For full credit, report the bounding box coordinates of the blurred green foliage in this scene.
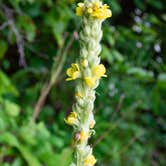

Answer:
[0,0,166,166]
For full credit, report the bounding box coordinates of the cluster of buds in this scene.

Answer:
[76,1,112,19]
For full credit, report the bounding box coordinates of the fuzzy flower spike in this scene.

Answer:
[65,0,112,166]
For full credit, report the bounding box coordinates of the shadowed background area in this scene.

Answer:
[0,0,166,166]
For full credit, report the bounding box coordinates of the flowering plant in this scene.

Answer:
[65,1,112,165]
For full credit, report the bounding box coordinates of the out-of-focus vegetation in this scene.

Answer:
[0,0,166,165]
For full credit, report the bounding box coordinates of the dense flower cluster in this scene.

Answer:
[84,155,97,166]
[66,63,106,87]
[76,1,112,19]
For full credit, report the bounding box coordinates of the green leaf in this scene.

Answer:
[0,40,7,59]
[134,0,145,10]
[11,158,22,166]
[0,70,18,96]
[52,21,65,47]
[101,46,113,64]
[127,67,154,81]
[4,100,20,117]
[19,125,37,145]
[147,0,164,10]
[53,148,72,166]
[0,132,19,147]
[18,145,41,166]
[157,73,166,89]
[36,122,50,139]
[0,117,6,131]
[17,15,36,42]
[111,49,124,62]
[3,164,10,166]
[108,0,122,15]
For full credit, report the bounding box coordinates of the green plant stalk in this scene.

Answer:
[66,1,112,165]
[73,9,103,166]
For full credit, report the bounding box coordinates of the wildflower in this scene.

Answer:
[75,1,112,20]
[76,3,84,16]
[84,155,97,166]
[66,63,80,81]
[79,131,89,142]
[87,7,93,14]
[92,3,112,19]
[81,59,88,67]
[84,77,96,87]
[92,64,107,79]
[75,92,83,98]
[64,112,78,125]
[67,1,112,165]
[86,3,93,13]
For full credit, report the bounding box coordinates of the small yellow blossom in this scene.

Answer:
[78,2,84,7]
[64,111,78,125]
[84,155,97,166]
[92,64,107,79]
[79,131,89,142]
[93,1,100,10]
[75,92,83,98]
[81,59,88,67]
[66,63,80,81]
[84,77,96,87]
[90,120,96,128]
[76,3,84,16]
[92,4,112,19]
[75,2,112,20]
[87,7,93,14]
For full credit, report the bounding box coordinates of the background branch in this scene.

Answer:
[32,32,76,122]
[2,5,26,67]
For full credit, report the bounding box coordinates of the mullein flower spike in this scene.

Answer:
[65,0,112,165]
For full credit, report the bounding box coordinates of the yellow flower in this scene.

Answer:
[79,131,89,142]
[66,63,80,81]
[75,2,112,19]
[84,77,96,87]
[92,2,112,19]
[92,64,107,79]
[87,7,93,14]
[89,2,112,20]
[76,3,84,16]
[64,111,78,125]
[93,1,100,10]
[81,59,88,67]
[84,155,97,166]
[75,92,83,98]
